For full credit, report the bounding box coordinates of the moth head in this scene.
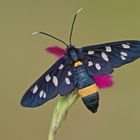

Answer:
[66,45,81,62]
[67,44,75,49]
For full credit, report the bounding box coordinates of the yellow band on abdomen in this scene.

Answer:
[78,84,99,97]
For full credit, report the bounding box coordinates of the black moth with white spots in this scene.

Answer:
[21,40,140,107]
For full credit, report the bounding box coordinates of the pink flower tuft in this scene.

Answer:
[94,75,113,89]
[45,45,65,58]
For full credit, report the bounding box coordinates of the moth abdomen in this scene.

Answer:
[73,60,100,113]
[82,92,99,113]
[78,84,99,113]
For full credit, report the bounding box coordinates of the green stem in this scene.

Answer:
[48,90,79,140]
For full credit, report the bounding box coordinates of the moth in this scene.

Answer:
[21,9,140,113]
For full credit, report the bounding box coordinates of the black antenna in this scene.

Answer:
[69,8,83,45]
[32,32,68,46]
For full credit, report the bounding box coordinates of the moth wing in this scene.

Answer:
[58,65,76,96]
[80,40,140,76]
[21,57,76,107]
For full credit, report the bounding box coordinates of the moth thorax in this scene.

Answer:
[74,61,83,67]
[67,46,80,62]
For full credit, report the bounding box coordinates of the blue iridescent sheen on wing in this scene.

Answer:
[21,57,75,107]
[58,65,76,96]
[83,55,114,76]
[80,40,140,76]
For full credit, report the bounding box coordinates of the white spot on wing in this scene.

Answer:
[106,46,112,52]
[120,52,128,56]
[88,50,94,55]
[39,90,44,98]
[59,64,64,70]
[65,77,70,85]
[32,85,38,94]
[122,44,130,49]
[45,74,51,82]
[121,55,126,60]
[68,71,72,76]
[101,52,109,61]
[43,92,47,98]
[95,63,101,70]
[88,61,93,67]
[53,76,58,87]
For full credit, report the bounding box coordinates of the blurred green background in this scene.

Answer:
[0,0,140,140]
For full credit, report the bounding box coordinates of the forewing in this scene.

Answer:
[21,57,75,107]
[80,40,140,76]
[58,65,76,96]
[83,55,114,76]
